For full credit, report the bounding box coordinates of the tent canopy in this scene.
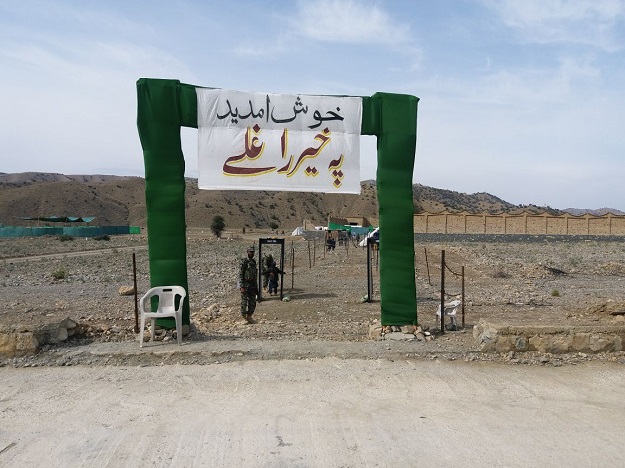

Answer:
[327,222,375,235]
[17,216,96,223]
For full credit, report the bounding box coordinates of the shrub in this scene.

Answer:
[492,270,511,278]
[551,289,560,297]
[52,269,67,280]
[58,234,74,242]
[93,235,111,241]
[210,215,226,238]
[269,221,279,230]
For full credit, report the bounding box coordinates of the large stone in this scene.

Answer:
[37,318,76,345]
[385,332,416,341]
[0,316,81,356]
[495,336,515,353]
[528,335,544,352]
[473,322,499,351]
[513,335,528,351]
[0,332,39,357]
[368,325,383,340]
[528,335,572,353]
[545,335,573,354]
[571,333,590,351]
[118,285,136,296]
[495,335,528,353]
[57,327,69,342]
[589,335,613,352]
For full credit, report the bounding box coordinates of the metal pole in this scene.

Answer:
[133,252,139,333]
[367,240,373,302]
[440,249,445,334]
[291,247,295,289]
[313,238,316,266]
[462,265,465,329]
[376,244,379,270]
[257,240,263,302]
[280,243,285,300]
[290,240,294,267]
[308,241,312,269]
[424,247,431,285]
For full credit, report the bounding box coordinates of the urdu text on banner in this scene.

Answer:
[197,88,362,193]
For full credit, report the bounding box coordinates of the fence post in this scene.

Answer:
[461,265,465,329]
[440,249,445,334]
[424,247,431,286]
[133,252,139,333]
[290,247,295,289]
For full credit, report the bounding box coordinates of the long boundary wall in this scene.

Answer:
[414,211,625,236]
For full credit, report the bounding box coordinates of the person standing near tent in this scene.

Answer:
[239,245,258,324]
[261,252,274,290]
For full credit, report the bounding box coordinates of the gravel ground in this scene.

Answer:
[1,233,625,367]
[3,359,624,467]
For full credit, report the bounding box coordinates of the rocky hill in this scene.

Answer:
[0,172,621,230]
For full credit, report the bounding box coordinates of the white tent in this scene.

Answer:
[291,226,305,236]
[359,227,379,247]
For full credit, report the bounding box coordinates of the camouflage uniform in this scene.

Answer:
[261,253,274,289]
[239,247,258,318]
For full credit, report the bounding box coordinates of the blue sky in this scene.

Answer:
[1,0,624,210]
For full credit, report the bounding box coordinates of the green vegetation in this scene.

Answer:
[52,269,67,280]
[210,215,226,238]
[58,234,74,242]
[492,270,511,278]
[551,289,560,297]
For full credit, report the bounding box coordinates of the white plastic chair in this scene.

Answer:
[139,286,186,347]
[436,299,462,330]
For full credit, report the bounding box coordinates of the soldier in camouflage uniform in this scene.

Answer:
[261,253,274,290]
[239,245,258,323]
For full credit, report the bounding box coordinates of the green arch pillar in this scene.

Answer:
[136,78,191,326]
[362,93,419,325]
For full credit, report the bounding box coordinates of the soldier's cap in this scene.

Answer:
[247,245,255,252]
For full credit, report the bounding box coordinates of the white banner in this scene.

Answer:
[197,88,362,193]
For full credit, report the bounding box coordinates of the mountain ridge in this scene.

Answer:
[0,172,622,229]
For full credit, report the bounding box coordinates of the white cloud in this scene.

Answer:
[0,29,199,175]
[292,0,412,45]
[481,0,625,50]
[409,49,624,209]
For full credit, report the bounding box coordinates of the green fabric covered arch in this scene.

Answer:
[136,79,418,327]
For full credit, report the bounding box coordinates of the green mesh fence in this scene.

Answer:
[0,226,141,238]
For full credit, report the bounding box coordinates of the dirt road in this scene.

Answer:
[2,358,623,467]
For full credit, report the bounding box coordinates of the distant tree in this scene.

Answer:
[210,215,226,238]
[269,221,279,230]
